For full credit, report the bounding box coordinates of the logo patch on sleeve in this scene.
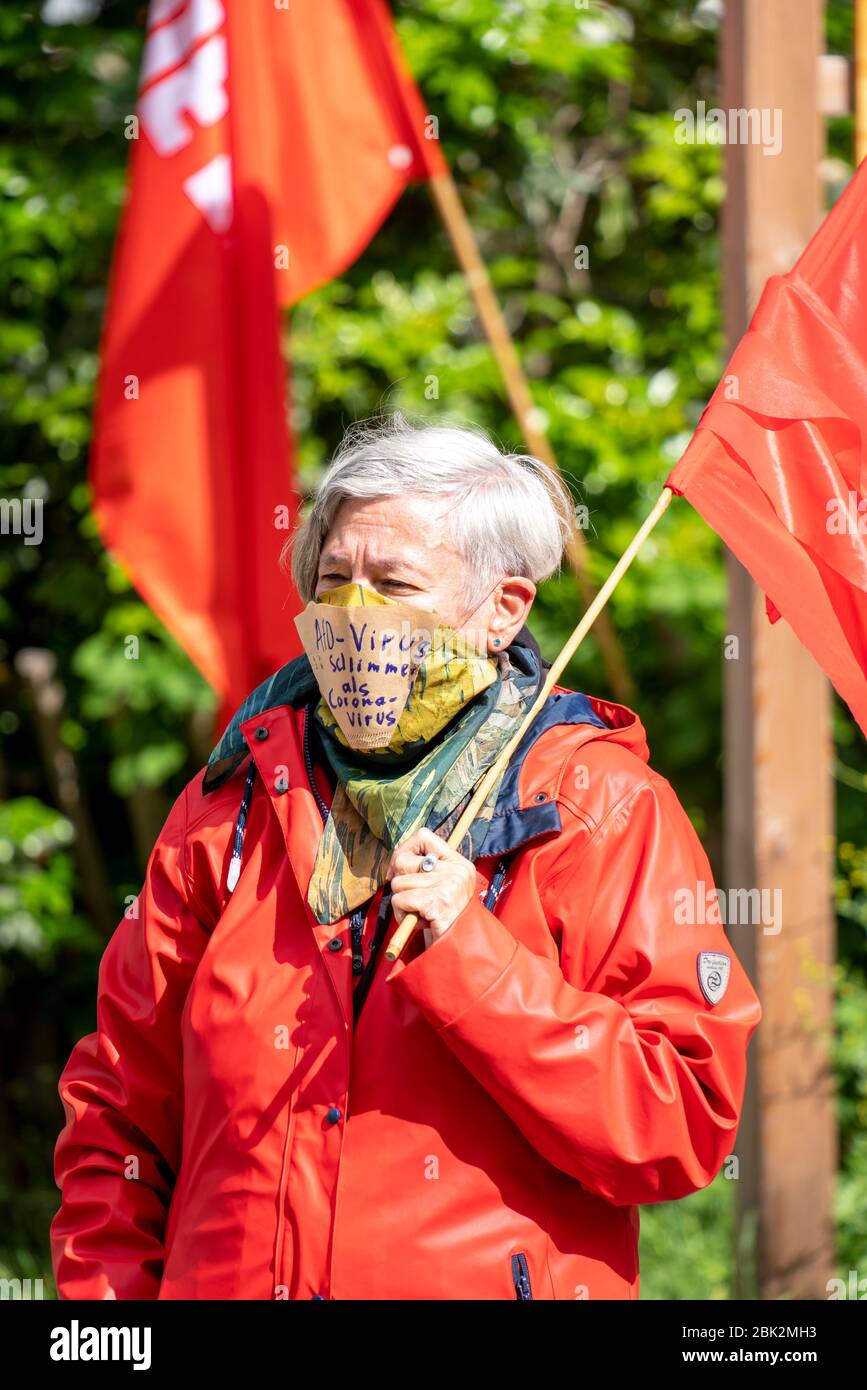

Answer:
[697,951,731,1006]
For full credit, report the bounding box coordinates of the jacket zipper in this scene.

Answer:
[352,887,393,1022]
[483,858,510,911]
[511,1252,533,1300]
[303,705,331,826]
[349,905,366,977]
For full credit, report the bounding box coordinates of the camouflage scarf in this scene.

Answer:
[307,644,541,924]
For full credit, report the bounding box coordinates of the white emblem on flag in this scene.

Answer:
[183,153,233,233]
[138,0,228,157]
[139,33,228,157]
[697,950,731,1006]
[137,2,232,230]
[141,0,225,89]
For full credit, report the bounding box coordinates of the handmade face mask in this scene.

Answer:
[293,581,499,753]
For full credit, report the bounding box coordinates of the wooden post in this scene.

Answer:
[722,0,836,1300]
[427,169,634,702]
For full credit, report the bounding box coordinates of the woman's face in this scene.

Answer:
[316,495,535,653]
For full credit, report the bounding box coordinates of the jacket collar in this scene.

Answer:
[202,623,547,795]
[201,627,626,863]
[478,686,607,858]
[203,655,318,793]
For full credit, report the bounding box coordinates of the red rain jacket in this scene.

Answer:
[51,686,761,1300]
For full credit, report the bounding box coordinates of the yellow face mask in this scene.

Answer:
[293,581,499,755]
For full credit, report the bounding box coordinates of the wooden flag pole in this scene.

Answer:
[857,0,867,164]
[385,485,674,962]
[427,169,634,703]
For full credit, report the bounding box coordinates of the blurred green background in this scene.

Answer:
[1,0,865,1299]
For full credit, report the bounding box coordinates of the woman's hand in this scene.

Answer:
[386,827,478,941]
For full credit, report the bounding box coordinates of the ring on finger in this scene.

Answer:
[419,853,437,873]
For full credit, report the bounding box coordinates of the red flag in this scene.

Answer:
[91,0,446,718]
[667,158,867,737]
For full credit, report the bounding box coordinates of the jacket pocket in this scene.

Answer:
[511,1252,533,1300]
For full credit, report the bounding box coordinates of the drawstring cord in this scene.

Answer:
[227,760,257,893]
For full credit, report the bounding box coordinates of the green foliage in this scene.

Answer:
[0,0,863,1299]
[835,968,867,1274]
[0,797,93,975]
[637,1178,734,1302]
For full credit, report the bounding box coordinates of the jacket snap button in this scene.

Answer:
[328,937,343,952]
[311,1294,325,1300]
[533,792,548,803]
[254,726,269,741]
[275,778,288,794]
[326,1107,342,1125]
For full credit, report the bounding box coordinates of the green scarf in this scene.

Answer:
[307,645,541,924]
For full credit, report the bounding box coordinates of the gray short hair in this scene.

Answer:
[286,410,574,603]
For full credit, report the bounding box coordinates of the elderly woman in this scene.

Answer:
[51,412,761,1301]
